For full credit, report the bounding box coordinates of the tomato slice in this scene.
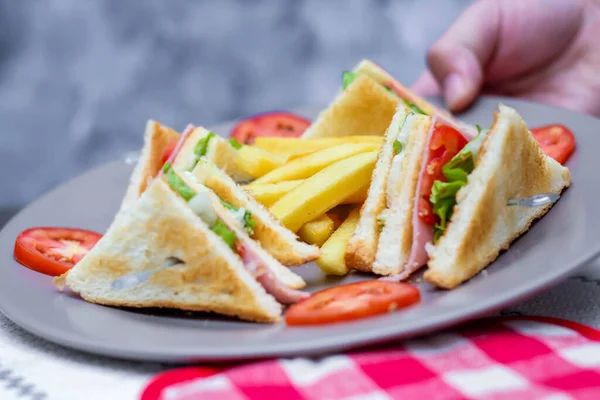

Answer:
[285,281,420,326]
[530,124,576,165]
[230,112,311,145]
[161,139,178,166]
[417,124,468,226]
[14,227,102,276]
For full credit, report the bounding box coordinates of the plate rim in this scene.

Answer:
[1,95,599,363]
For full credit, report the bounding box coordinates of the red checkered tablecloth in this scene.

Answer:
[141,317,600,400]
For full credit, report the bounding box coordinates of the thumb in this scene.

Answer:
[426,0,501,111]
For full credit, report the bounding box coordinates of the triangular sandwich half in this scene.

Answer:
[344,104,410,270]
[55,168,308,323]
[423,105,572,288]
[370,112,433,275]
[120,123,320,268]
[376,104,570,287]
[301,59,459,139]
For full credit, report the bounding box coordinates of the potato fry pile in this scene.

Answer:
[236,136,383,275]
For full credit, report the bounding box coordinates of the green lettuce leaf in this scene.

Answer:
[211,219,237,248]
[430,180,464,243]
[220,199,236,211]
[402,99,428,115]
[342,71,358,89]
[163,162,197,201]
[442,149,474,182]
[432,198,456,243]
[192,131,216,168]
[228,138,243,150]
[429,128,488,242]
[243,211,257,236]
[220,200,256,236]
[441,125,489,181]
[393,140,403,155]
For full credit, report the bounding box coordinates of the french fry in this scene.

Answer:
[235,146,285,179]
[254,136,383,159]
[247,179,368,207]
[285,140,383,161]
[243,180,303,207]
[341,183,369,204]
[269,151,377,232]
[298,214,335,246]
[316,207,361,275]
[251,142,380,186]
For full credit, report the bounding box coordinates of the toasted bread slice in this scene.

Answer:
[425,105,572,289]
[345,105,410,271]
[372,114,431,275]
[56,179,283,323]
[191,157,321,268]
[209,136,253,183]
[170,126,253,183]
[169,127,308,288]
[119,120,180,213]
[301,72,401,139]
[355,59,455,121]
[121,123,250,215]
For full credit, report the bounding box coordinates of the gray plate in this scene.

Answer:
[0,96,599,364]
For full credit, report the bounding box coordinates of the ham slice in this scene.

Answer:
[383,116,472,282]
[157,124,195,178]
[232,228,309,305]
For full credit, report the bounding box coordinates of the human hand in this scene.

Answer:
[412,0,600,116]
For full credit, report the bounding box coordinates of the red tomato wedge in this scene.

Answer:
[14,227,102,276]
[161,139,178,166]
[531,124,576,165]
[230,112,311,145]
[285,281,421,326]
[417,123,468,226]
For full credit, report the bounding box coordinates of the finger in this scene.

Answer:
[483,0,584,82]
[427,0,585,112]
[411,70,441,97]
[426,0,501,111]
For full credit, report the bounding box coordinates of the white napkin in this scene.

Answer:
[1,258,598,400]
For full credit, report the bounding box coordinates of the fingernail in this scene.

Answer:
[444,73,469,111]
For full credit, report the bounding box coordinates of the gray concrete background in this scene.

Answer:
[0,0,474,223]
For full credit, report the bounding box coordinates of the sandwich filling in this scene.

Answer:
[163,162,307,304]
[404,119,483,271]
[342,71,428,116]
[162,128,258,236]
[192,131,216,167]
[429,125,487,242]
[376,112,411,231]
